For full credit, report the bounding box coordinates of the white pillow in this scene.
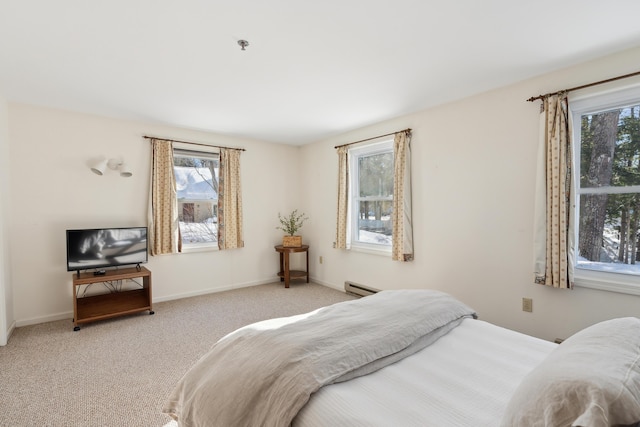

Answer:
[501,317,640,427]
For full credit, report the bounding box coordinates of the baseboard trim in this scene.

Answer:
[0,320,16,346]
[14,277,346,328]
[153,278,276,303]
[16,312,73,328]
[309,277,344,292]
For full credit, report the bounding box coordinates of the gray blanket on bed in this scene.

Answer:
[163,289,476,427]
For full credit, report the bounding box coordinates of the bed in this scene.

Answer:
[163,290,640,427]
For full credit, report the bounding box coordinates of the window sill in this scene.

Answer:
[348,244,391,257]
[574,268,640,296]
[181,243,218,253]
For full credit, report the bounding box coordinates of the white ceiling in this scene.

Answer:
[1,1,640,145]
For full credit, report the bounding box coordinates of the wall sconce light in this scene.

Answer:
[90,157,133,178]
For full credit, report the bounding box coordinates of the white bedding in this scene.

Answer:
[164,290,476,427]
[294,318,557,427]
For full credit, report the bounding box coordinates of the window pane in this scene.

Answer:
[578,193,640,275]
[179,201,218,244]
[173,152,219,245]
[349,140,393,249]
[578,104,640,276]
[358,152,393,197]
[174,157,218,199]
[580,106,640,188]
[356,200,392,245]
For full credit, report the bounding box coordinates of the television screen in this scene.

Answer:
[66,227,148,272]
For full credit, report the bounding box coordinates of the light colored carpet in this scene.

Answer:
[0,282,355,426]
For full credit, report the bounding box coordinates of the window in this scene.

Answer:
[349,140,394,252]
[173,148,219,250]
[572,86,640,293]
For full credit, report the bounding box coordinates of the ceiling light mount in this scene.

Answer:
[237,39,249,51]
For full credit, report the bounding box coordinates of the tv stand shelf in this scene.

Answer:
[72,266,153,331]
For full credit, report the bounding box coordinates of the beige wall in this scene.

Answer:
[300,46,640,342]
[0,94,12,344]
[6,46,640,342]
[8,105,302,325]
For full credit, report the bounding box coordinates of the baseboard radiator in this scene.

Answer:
[344,281,379,297]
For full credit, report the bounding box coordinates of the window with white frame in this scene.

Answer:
[572,85,640,293]
[349,140,394,251]
[173,148,219,249]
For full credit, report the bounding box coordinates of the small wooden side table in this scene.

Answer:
[274,244,309,288]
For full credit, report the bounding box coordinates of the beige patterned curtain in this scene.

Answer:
[533,94,574,288]
[392,130,414,261]
[218,148,244,250]
[335,146,349,249]
[148,138,180,255]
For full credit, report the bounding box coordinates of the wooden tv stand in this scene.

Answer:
[71,266,153,331]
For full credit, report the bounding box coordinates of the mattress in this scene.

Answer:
[293,318,557,427]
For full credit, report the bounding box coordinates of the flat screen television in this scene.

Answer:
[66,227,148,274]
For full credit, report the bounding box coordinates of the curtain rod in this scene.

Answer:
[143,135,246,151]
[334,128,412,149]
[526,70,640,102]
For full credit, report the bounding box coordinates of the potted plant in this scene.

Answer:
[276,209,308,247]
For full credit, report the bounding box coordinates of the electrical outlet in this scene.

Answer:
[319,256,323,264]
[522,298,533,313]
